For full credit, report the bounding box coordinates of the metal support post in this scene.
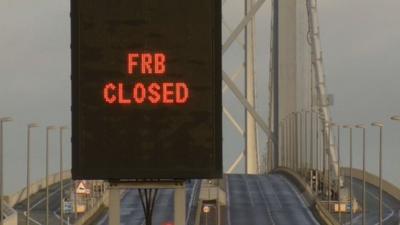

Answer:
[337,125,341,223]
[0,117,12,225]
[109,188,120,225]
[59,126,67,225]
[26,123,38,225]
[174,184,186,225]
[310,111,314,171]
[304,112,308,176]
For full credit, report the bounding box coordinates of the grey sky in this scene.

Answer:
[0,0,399,193]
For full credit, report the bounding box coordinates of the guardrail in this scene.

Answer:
[4,170,71,207]
[73,189,109,225]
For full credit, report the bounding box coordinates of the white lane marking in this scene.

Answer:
[226,176,232,225]
[260,176,283,209]
[255,177,276,225]
[53,209,70,225]
[186,180,199,225]
[96,212,108,225]
[23,211,42,225]
[280,175,320,225]
[242,175,255,206]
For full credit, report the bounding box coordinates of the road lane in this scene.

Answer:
[227,174,320,225]
[339,177,400,225]
[14,180,73,225]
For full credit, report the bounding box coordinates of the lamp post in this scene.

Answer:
[329,123,342,223]
[285,117,289,168]
[304,111,308,177]
[320,117,326,198]
[288,115,293,169]
[371,122,384,225]
[310,110,314,172]
[292,112,297,171]
[315,111,319,174]
[343,125,353,225]
[390,116,400,122]
[27,123,39,225]
[355,124,366,225]
[0,117,12,225]
[298,112,303,176]
[295,112,300,173]
[45,126,57,225]
[325,122,334,212]
[280,121,284,167]
[59,126,68,225]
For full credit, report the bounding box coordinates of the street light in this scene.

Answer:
[329,122,342,223]
[371,122,384,225]
[355,124,366,225]
[390,116,400,122]
[315,111,320,174]
[45,126,57,225]
[343,124,353,225]
[27,123,39,225]
[320,116,327,197]
[325,122,336,212]
[279,121,284,167]
[304,111,308,177]
[295,112,301,174]
[59,126,68,225]
[297,111,304,176]
[0,117,12,225]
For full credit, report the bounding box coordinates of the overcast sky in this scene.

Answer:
[0,0,399,193]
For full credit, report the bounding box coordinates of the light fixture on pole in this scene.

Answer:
[0,117,12,225]
[45,126,57,225]
[390,116,400,122]
[27,123,39,225]
[355,124,366,225]
[371,121,384,225]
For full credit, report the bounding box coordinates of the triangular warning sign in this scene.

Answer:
[76,181,87,194]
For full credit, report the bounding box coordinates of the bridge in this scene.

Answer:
[1,0,400,225]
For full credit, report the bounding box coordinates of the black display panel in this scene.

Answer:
[71,0,222,179]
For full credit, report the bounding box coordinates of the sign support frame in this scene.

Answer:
[108,180,186,225]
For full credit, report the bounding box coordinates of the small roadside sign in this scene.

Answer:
[76,181,90,194]
[63,201,73,214]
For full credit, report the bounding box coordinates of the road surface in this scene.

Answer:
[338,177,400,225]
[14,180,74,225]
[226,174,320,225]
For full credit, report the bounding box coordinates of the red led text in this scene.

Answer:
[128,53,166,75]
[103,82,189,105]
[103,52,189,106]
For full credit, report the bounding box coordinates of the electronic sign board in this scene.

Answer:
[71,0,222,179]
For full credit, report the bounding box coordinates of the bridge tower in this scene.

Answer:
[245,0,259,174]
[268,0,341,186]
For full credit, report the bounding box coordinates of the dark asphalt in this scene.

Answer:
[226,174,320,225]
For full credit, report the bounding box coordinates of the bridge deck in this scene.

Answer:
[227,174,320,225]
